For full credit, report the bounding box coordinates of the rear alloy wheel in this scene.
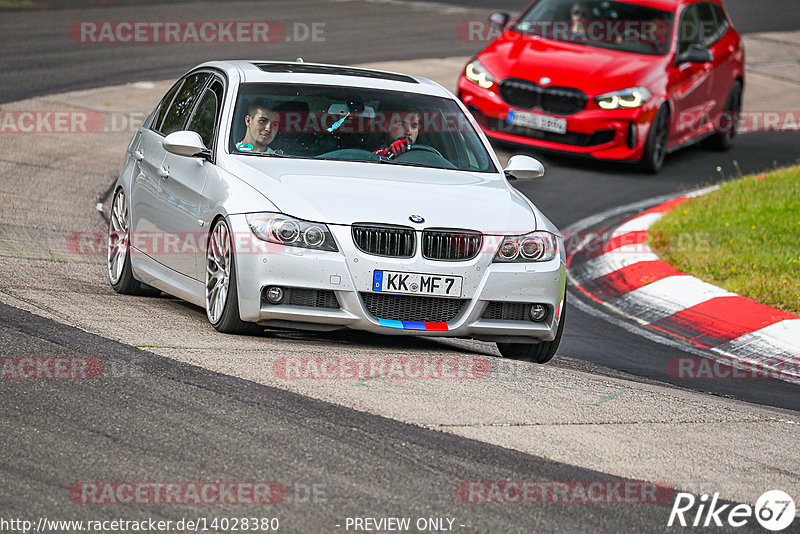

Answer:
[497,297,566,364]
[107,188,160,296]
[205,218,255,334]
[639,104,669,174]
[705,81,742,150]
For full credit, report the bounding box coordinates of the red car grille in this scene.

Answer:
[499,79,587,116]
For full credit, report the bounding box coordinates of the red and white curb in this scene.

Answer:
[566,188,800,384]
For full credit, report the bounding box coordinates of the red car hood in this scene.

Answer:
[479,32,665,96]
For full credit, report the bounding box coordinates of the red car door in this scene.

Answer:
[703,2,742,117]
[667,2,716,148]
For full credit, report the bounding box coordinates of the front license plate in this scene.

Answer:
[508,109,567,134]
[372,270,463,297]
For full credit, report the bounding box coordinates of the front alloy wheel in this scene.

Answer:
[639,105,669,174]
[205,218,254,334]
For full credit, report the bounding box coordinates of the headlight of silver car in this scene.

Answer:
[493,231,558,263]
[465,59,495,89]
[246,213,338,252]
[595,87,652,110]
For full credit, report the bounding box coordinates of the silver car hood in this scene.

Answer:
[223,156,537,234]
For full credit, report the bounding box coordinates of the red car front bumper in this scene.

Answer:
[458,76,658,162]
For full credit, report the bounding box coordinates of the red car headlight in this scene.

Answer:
[465,60,496,89]
[595,87,652,110]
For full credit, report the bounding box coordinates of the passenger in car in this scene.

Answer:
[237,98,279,153]
[374,110,420,158]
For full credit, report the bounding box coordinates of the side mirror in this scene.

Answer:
[676,44,713,66]
[489,12,511,31]
[503,155,545,181]
[163,131,210,158]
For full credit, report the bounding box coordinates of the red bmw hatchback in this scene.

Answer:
[457,0,744,173]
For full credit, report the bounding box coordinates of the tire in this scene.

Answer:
[496,297,566,364]
[705,81,742,151]
[639,104,670,174]
[107,188,160,296]
[205,218,257,334]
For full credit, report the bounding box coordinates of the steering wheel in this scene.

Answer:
[402,144,444,157]
[621,29,660,53]
[636,37,661,53]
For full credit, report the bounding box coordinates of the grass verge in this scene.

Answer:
[648,165,800,314]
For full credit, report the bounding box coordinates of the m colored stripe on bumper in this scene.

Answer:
[378,319,450,331]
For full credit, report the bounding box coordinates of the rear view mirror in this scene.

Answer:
[489,12,511,31]
[677,44,713,65]
[504,155,545,181]
[327,103,376,119]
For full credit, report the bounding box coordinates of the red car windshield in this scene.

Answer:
[514,0,674,56]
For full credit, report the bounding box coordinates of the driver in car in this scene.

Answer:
[568,1,592,38]
[374,110,420,158]
[237,98,279,154]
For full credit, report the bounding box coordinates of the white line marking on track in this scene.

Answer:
[569,290,718,359]
[613,276,736,322]
[613,212,665,234]
[719,319,800,359]
[570,249,661,282]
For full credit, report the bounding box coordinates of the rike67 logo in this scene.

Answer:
[668,490,796,531]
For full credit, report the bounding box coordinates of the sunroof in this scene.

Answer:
[256,63,418,84]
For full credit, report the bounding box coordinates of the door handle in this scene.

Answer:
[158,165,170,179]
[132,150,144,162]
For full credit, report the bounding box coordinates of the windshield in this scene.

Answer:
[514,0,674,56]
[229,83,497,173]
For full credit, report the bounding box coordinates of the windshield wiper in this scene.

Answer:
[249,150,306,159]
[376,156,428,168]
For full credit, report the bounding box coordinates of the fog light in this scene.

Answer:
[530,304,547,322]
[266,286,284,304]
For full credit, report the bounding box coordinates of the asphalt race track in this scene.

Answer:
[2,0,800,104]
[1,302,681,531]
[1,1,799,532]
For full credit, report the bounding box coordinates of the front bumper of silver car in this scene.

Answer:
[229,214,566,342]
